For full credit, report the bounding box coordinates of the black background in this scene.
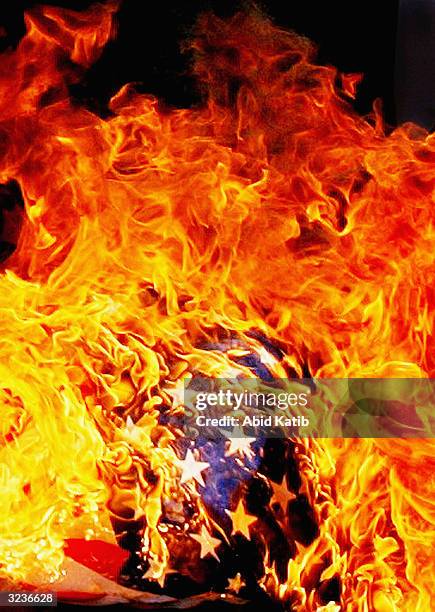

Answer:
[0,3,418,607]
[0,0,399,123]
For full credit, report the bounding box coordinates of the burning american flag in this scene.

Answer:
[0,2,433,610]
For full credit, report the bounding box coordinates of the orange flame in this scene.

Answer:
[0,4,434,610]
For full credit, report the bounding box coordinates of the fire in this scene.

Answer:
[0,3,434,610]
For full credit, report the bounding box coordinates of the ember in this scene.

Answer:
[0,2,433,611]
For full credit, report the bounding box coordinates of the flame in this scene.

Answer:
[0,4,434,610]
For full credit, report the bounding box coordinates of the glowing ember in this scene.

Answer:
[0,2,434,610]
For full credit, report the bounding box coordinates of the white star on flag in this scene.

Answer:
[225,427,256,458]
[225,499,257,540]
[226,572,245,594]
[178,449,210,486]
[165,377,188,408]
[191,525,222,560]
